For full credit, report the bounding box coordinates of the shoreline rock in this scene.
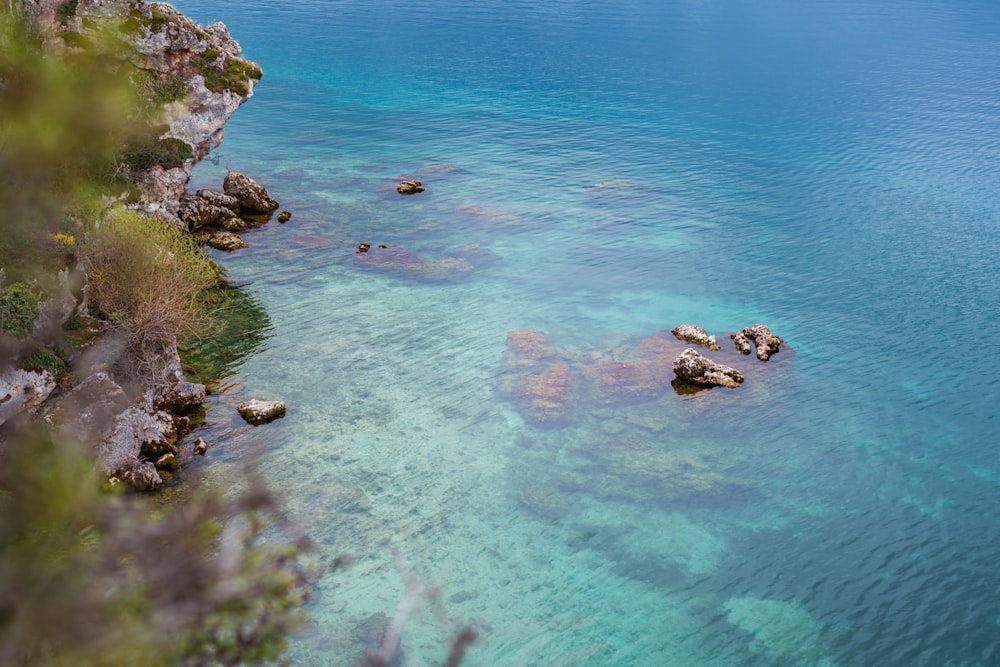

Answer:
[238,399,286,425]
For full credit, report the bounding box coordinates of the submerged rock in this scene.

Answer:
[237,399,286,424]
[223,171,279,213]
[354,244,475,282]
[518,364,573,428]
[672,348,744,389]
[505,330,558,362]
[671,324,720,350]
[396,179,424,195]
[585,435,756,505]
[734,323,783,361]
[586,361,665,405]
[277,210,291,223]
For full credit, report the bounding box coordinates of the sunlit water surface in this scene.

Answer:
[173,0,1000,664]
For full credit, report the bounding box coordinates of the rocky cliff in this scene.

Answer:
[22,0,262,220]
[2,0,263,489]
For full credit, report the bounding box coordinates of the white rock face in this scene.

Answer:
[237,399,286,424]
[0,369,56,427]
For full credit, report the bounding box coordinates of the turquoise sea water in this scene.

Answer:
[174,0,1000,664]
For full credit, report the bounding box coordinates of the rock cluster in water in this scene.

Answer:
[183,171,281,250]
[498,323,786,428]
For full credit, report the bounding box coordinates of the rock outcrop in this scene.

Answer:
[671,324,720,350]
[396,180,424,195]
[223,171,280,214]
[672,348,744,388]
[732,323,783,361]
[0,369,57,428]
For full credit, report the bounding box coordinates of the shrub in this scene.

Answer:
[135,69,188,107]
[82,206,222,383]
[57,0,79,26]
[22,347,67,378]
[121,131,194,171]
[0,430,318,666]
[0,283,39,339]
[192,49,262,96]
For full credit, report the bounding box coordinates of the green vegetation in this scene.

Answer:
[57,0,78,25]
[22,347,67,378]
[0,11,140,281]
[147,5,174,33]
[135,69,188,106]
[191,47,262,96]
[0,431,318,666]
[82,206,221,380]
[179,284,272,384]
[0,9,321,665]
[0,283,39,339]
[122,131,194,171]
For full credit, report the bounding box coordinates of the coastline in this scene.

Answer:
[0,0,278,491]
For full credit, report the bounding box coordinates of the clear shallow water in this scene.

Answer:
[174,0,1000,664]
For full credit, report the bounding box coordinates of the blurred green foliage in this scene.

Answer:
[21,347,67,378]
[0,431,317,666]
[0,283,39,338]
[0,9,140,281]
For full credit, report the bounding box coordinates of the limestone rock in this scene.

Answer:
[671,324,720,350]
[736,323,783,361]
[396,180,424,195]
[207,231,247,251]
[0,369,57,428]
[731,331,753,355]
[43,371,130,444]
[178,193,239,229]
[277,210,291,223]
[99,405,181,491]
[223,171,279,213]
[237,399,286,424]
[193,437,208,456]
[150,343,206,414]
[672,348,744,389]
[195,188,241,212]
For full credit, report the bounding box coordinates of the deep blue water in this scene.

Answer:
[174,0,1000,664]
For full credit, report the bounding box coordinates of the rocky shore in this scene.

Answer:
[0,0,279,490]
